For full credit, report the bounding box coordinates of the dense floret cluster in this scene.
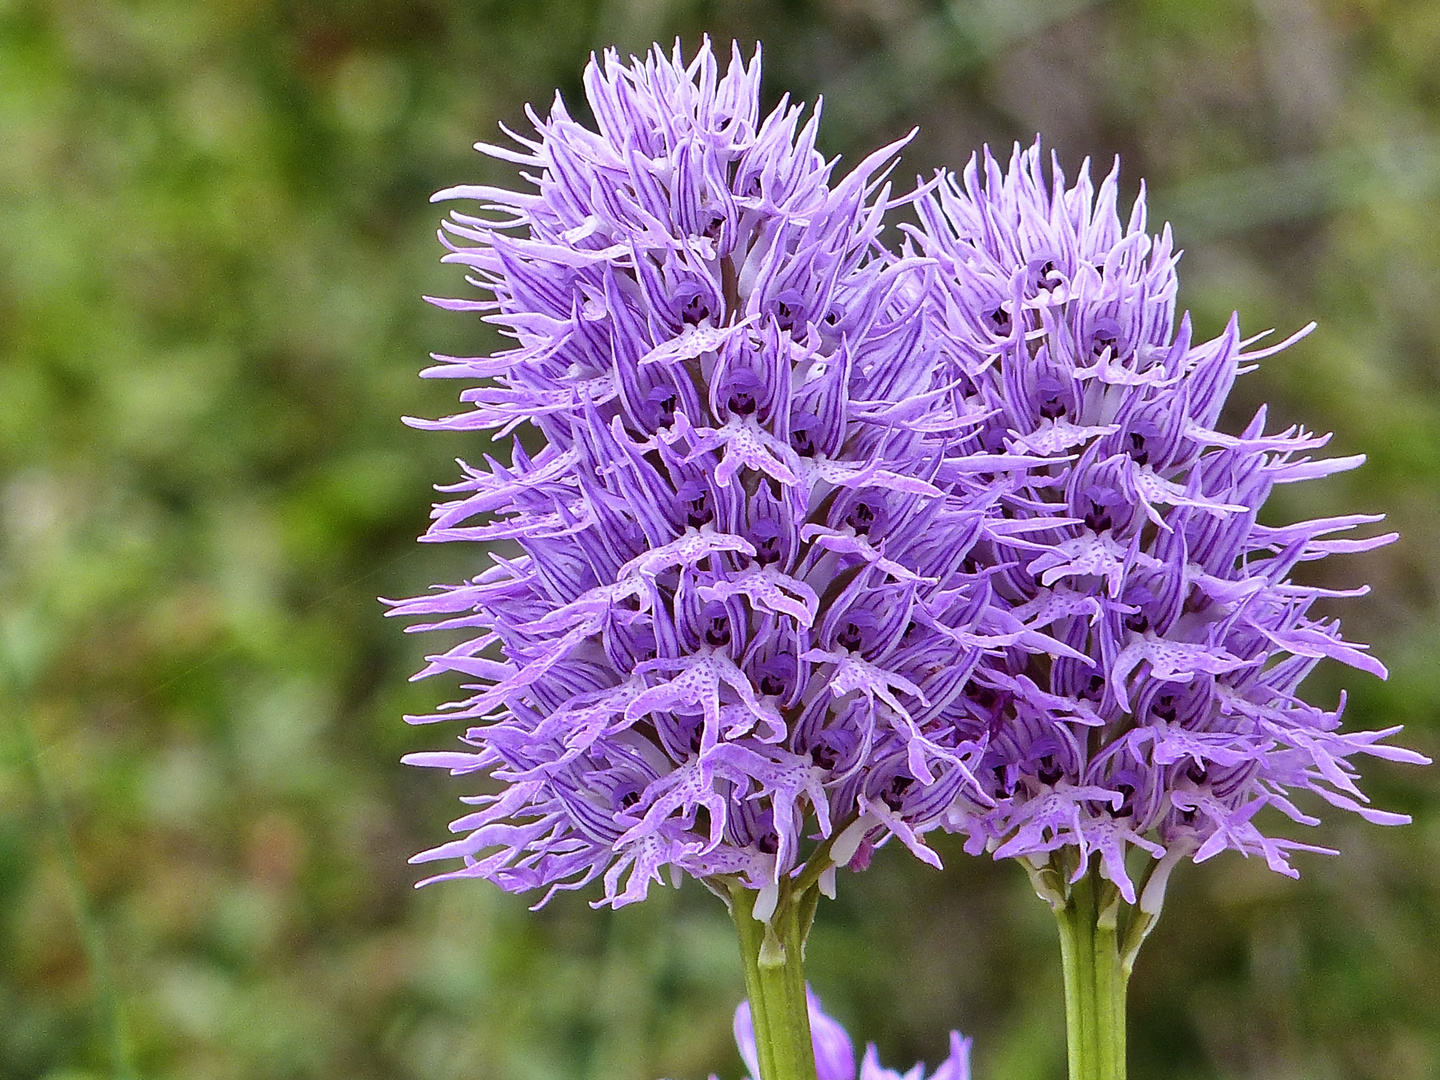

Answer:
[908,145,1424,904]
[388,40,1052,906]
[392,39,1422,911]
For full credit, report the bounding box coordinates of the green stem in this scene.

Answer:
[1053,864,1129,1080]
[729,882,819,1080]
[10,708,139,1080]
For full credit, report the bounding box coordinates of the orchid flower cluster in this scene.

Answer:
[907,150,1426,913]
[389,36,1423,1080]
[390,41,1045,909]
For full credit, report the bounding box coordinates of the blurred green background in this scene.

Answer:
[2,1,1437,1078]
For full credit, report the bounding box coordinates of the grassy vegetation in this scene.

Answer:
[2,2,1436,1078]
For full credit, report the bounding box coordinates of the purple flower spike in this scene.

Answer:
[730,990,970,1080]
[909,140,1428,904]
[389,40,1036,907]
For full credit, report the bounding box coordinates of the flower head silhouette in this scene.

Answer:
[388,41,1051,907]
[907,142,1426,907]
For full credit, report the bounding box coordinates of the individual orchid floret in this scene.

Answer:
[903,139,1426,915]
[728,990,972,1080]
[388,39,1035,912]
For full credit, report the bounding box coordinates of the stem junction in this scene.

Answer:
[1024,851,1171,1080]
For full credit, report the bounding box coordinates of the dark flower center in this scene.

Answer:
[1124,610,1150,634]
[647,388,677,428]
[988,305,1012,333]
[1028,257,1063,293]
[686,489,714,528]
[682,293,714,325]
[754,531,782,566]
[1038,755,1064,786]
[774,299,797,332]
[1036,375,1069,421]
[992,764,1012,795]
[759,672,786,696]
[845,499,880,535]
[1090,318,1121,358]
[837,620,865,651]
[791,424,818,457]
[1084,498,1113,533]
[1186,762,1208,785]
[728,387,757,416]
[880,775,913,810]
[966,682,999,711]
[1110,782,1136,818]
[704,611,731,647]
[1127,430,1149,466]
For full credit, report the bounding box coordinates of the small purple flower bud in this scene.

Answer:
[730,990,972,1080]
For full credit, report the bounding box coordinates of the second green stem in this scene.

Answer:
[1054,865,1130,1080]
[730,882,820,1080]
